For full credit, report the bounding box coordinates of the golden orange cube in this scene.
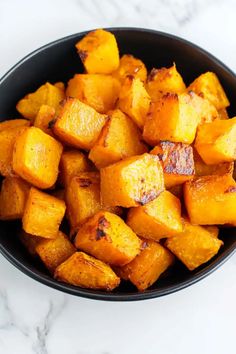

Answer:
[0,177,30,220]
[151,141,194,188]
[193,149,233,177]
[184,174,236,225]
[89,109,147,169]
[35,231,76,274]
[66,74,120,114]
[75,211,141,266]
[127,191,182,241]
[53,98,107,150]
[16,82,65,120]
[100,153,164,208]
[146,64,186,101]
[0,119,30,132]
[165,219,223,270]
[118,76,151,129]
[116,240,175,291]
[188,72,229,110]
[113,54,147,83]
[23,187,66,238]
[34,104,55,136]
[19,231,42,257]
[195,117,236,165]
[75,29,119,74]
[13,127,63,189]
[55,252,120,291]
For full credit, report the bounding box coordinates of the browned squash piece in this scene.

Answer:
[89,109,147,169]
[0,177,30,220]
[116,240,175,291]
[35,231,76,274]
[113,54,147,83]
[127,190,182,241]
[218,108,229,120]
[165,219,223,270]
[146,64,186,101]
[100,153,164,208]
[16,82,65,120]
[23,187,66,238]
[53,98,107,150]
[54,252,120,291]
[59,150,92,187]
[75,211,141,266]
[151,141,194,188]
[19,231,42,257]
[34,104,55,136]
[118,76,151,129]
[193,149,233,177]
[54,82,65,91]
[75,29,119,74]
[66,74,120,114]
[13,127,63,189]
[187,72,229,110]
[195,117,236,165]
[184,174,236,225]
[0,119,30,132]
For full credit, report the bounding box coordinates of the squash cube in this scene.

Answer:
[66,74,120,114]
[23,187,66,238]
[188,72,229,110]
[113,54,147,83]
[54,252,120,291]
[0,177,30,220]
[127,191,182,241]
[184,174,236,225]
[13,127,63,189]
[16,82,65,120]
[118,76,151,129]
[34,104,55,136]
[19,231,42,257]
[151,141,194,188]
[165,219,223,270]
[0,119,30,132]
[205,226,219,239]
[89,109,147,169]
[193,149,233,177]
[75,211,141,266]
[116,240,175,291]
[53,98,107,150]
[35,231,76,274]
[143,92,201,145]
[146,64,186,101]
[195,117,236,164]
[100,153,164,208]
[75,29,119,74]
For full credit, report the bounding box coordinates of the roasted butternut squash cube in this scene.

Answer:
[218,108,229,120]
[34,104,55,136]
[165,219,223,270]
[151,141,194,188]
[35,231,76,274]
[23,187,66,238]
[75,29,119,74]
[143,92,200,145]
[19,231,42,257]
[13,127,63,189]
[118,76,151,129]
[53,98,107,150]
[188,72,229,110]
[116,240,175,291]
[0,119,30,132]
[54,252,120,290]
[100,153,164,208]
[184,174,236,225]
[16,82,65,120]
[190,94,219,124]
[113,54,147,83]
[146,64,186,101]
[195,117,236,164]
[66,74,120,114]
[89,109,147,169]
[193,149,233,177]
[60,150,91,187]
[127,191,182,241]
[0,177,30,220]
[75,211,141,266]
[0,125,30,177]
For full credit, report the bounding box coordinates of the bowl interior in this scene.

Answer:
[0,28,236,301]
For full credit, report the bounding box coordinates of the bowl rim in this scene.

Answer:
[0,27,236,301]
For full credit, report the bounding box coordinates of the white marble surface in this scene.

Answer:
[0,0,236,353]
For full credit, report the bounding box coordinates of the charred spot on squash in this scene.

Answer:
[95,216,111,240]
[48,118,56,129]
[147,68,158,82]
[137,190,158,205]
[77,178,92,188]
[224,186,236,193]
[78,49,88,62]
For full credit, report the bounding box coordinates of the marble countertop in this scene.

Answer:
[0,0,236,353]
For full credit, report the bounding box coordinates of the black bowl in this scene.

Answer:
[0,28,236,301]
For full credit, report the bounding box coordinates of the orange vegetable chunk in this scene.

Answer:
[193,149,233,177]
[113,54,147,83]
